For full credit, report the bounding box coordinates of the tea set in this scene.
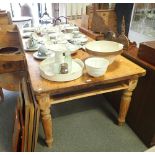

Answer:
[23,24,123,81]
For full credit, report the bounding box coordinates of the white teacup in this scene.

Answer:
[65,26,74,33]
[73,30,80,38]
[38,46,48,56]
[26,38,37,49]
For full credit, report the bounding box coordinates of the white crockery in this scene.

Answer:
[85,40,123,64]
[39,58,84,82]
[65,26,75,33]
[85,57,109,77]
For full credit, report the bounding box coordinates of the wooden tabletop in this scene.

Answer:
[25,49,146,95]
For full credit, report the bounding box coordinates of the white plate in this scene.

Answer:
[66,43,81,54]
[69,37,88,45]
[33,51,48,60]
[24,46,39,52]
[73,33,86,38]
[39,58,84,82]
[22,32,32,38]
[33,51,55,60]
[46,43,81,54]
[23,27,36,32]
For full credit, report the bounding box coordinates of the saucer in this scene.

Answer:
[23,27,36,33]
[66,43,81,54]
[69,37,88,45]
[33,51,47,60]
[33,51,55,60]
[22,32,32,38]
[73,33,86,38]
[24,46,39,52]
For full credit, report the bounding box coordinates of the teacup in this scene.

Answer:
[38,46,48,56]
[26,38,37,49]
[73,26,79,31]
[65,26,75,33]
[72,30,80,38]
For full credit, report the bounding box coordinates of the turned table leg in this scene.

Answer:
[118,79,138,126]
[36,94,53,147]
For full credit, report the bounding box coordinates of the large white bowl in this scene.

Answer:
[85,57,109,77]
[85,40,123,64]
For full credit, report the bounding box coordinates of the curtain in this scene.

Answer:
[66,3,90,19]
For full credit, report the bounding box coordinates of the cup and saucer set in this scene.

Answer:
[33,45,55,60]
[24,33,39,52]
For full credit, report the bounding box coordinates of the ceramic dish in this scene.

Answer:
[22,27,36,32]
[85,40,123,64]
[33,51,55,60]
[73,33,86,38]
[24,46,39,52]
[22,32,32,38]
[46,43,81,54]
[33,51,48,60]
[69,37,88,45]
[65,26,75,33]
[85,40,123,56]
[85,57,109,77]
[39,58,84,82]
[66,43,81,54]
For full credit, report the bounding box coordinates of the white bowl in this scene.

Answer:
[85,40,123,64]
[65,26,75,33]
[85,57,109,77]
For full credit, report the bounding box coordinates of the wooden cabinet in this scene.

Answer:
[88,9,117,32]
[86,4,117,32]
[105,45,155,147]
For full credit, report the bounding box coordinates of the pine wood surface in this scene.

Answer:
[25,49,145,95]
[24,35,146,148]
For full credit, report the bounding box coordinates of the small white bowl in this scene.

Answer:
[85,57,109,77]
[65,26,75,33]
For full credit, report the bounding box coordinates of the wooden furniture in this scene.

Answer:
[0,10,12,25]
[87,9,117,33]
[0,24,26,102]
[124,45,155,147]
[138,41,155,66]
[24,39,145,147]
[105,44,155,147]
[12,78,40,151]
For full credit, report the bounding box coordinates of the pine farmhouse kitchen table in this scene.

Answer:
[24,39,146,148]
